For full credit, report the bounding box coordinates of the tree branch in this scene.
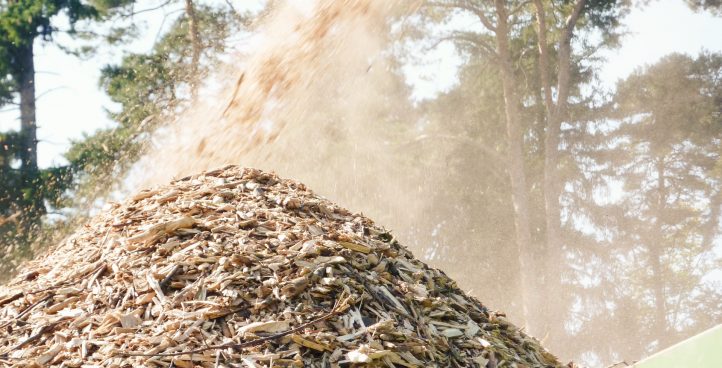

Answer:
[532,0,554,114]
[555,0,586,118]
[121,0,173,17]
[509,0,532,16]
[562,0,586,45]
[426,1,497,32]
[35,86,68,102]
[702,187,722,250]
[425,32,498,60]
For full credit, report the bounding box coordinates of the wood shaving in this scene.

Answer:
[0,166,562,367]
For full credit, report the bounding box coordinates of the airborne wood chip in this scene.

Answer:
[0,166,563,367]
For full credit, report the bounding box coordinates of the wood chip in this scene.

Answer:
[337,241,371,254]
[290,334,331,352]
[0,166,562,367]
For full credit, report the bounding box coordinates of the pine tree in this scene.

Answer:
[0,0,111,254]
[575,52,722,361]
[65,3,247,204]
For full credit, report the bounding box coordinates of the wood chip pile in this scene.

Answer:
[0,166,563,367]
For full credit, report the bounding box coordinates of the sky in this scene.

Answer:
[1,0,722,168]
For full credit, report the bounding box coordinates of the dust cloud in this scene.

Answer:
[131,0,433,249]
[130,0,540,360]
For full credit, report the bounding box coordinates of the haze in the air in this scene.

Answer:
[0,0,721,367]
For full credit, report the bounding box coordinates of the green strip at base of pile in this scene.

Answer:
[0,166,564,367]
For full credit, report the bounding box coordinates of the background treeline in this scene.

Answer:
[0,0,721,366]
[403,0,722,364]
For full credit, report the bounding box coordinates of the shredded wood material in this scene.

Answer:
[0,166,563,367]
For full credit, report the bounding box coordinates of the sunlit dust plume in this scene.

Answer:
[130,0,436,270]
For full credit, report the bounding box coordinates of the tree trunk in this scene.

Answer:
[14,40,43,234]
[651,158,668,346]
[533,0,585,344]
[701,188,721,249]
[17,42,38,177]
[532,0,562,342]
[185,0,201,98]
[493,0,536,332]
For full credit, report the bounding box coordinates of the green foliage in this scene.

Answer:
[0,49,12,104]
[570,52,722,362]
[685,0,722,15]
[410,1,720,364]
[89,0,134,13]
[100,3,239,120]
[65,3,246,203]
[101,53,174,125]
[0,1,244,260]
[0,0,128,271]
[584,0,629,32]
[0,0,99,46]
[413,0,629,334]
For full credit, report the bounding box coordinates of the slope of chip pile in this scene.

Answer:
[0,166,563,367]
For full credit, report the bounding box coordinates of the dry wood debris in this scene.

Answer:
[0,166,563,367]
